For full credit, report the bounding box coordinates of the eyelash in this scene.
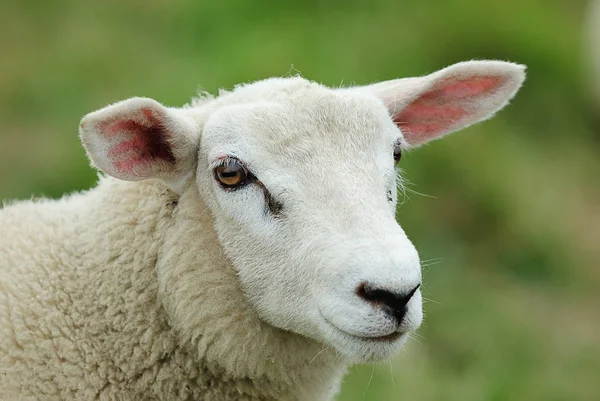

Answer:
[212,157,255,191]
[212,157,282,216]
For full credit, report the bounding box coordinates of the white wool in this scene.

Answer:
[0,60,525,400]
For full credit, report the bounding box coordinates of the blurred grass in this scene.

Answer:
[1,1,599,400]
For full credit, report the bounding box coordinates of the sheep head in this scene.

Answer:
[79,60,525,362]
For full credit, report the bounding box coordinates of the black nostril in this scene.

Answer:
[356,283,421,322]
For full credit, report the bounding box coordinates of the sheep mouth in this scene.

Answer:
[362,331,404,342]
[339,327,406,343]
[320,313,407,343]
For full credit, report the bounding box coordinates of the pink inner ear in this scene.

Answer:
[102,108,176,174]
[394,76,503,144]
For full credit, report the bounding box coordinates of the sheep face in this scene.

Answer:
[196,85,422,362]
[79,60,525,362]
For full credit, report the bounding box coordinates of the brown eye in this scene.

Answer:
[393,142,402,164]
[215,159,250,188]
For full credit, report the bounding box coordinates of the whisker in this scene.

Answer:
[420,258,443,264]
[404,186,437,199]
[420,262,442,269]
[411,331,427,341]
[408,332,425,347]
[422,296,442,305]
[308,344,331,366]
[361,365,376,401]
[398,173,437,200]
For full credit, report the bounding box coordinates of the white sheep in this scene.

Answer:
[0,60,525,401]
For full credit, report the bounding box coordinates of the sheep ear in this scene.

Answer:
[79,97,197,189]
[363,60,526,146]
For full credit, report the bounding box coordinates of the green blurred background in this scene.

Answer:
[1,1,599,400]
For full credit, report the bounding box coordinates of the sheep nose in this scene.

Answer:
[356,283,421,323]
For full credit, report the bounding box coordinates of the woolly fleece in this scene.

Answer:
[0,178,345,400]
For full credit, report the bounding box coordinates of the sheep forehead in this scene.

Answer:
[210,77,397,164]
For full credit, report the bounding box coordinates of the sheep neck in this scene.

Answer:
[82,177,347,400]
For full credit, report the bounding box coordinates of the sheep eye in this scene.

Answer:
[393,142,402,164]
[214,159,250,189]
